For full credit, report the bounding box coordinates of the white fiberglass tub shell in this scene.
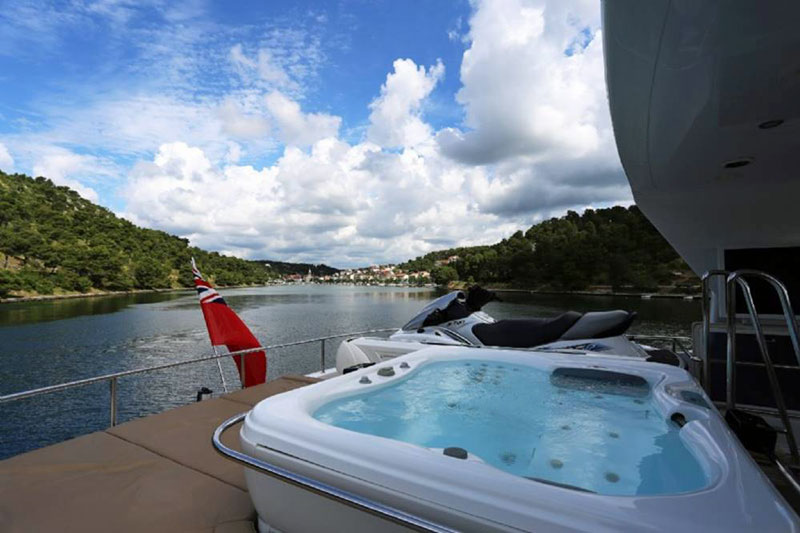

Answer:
[240,346,799,532]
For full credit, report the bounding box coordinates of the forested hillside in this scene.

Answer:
[401,206,698,292]
[0,172,276,298]
[0,171,698,299]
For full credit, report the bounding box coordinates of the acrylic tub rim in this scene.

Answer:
[241,346,799,532]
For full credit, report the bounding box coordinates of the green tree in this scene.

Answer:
[431,265,458,286]
[134,257,170,289]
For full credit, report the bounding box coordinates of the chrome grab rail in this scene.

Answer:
[726,271,800,460]
[212,413,457,533]
[0,328,397,427]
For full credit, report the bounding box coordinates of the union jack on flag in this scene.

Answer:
[191,258,267,387]
[192,259,225,305]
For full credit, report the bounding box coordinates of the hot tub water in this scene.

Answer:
[314,360,708,496]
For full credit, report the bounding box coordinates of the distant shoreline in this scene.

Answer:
[0,287,194,305]
[0,283,701,305]
[486,287,699,300]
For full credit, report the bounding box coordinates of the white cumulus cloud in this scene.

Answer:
[435,0,627,217]
[367,58,444,148]
[438,0,608,164]
[218,99,271,140]
[264,91,341,147]
[122,135,522,266]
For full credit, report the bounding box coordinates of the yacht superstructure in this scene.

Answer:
[605,0,800,463]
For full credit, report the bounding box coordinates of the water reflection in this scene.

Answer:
[166,286,436,313]
[0,291,191,327]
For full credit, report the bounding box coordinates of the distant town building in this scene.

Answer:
[434,255,460,267]
[283,262,433,286]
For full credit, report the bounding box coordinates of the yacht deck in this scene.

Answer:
[0,375,319,533]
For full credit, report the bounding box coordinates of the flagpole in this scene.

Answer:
[240,351,246,389]
[213,346,229,393]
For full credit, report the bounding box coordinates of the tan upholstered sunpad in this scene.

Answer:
[0,376,318,533]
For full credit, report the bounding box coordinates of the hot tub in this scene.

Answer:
[240,346,799,532]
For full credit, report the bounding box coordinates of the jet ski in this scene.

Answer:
[336,286,677,373]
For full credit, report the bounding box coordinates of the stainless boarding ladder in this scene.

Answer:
[701,269,800,462]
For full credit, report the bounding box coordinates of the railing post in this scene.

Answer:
[320,339,326,373]
[109,377,118,427]
[240,352,246,389]
[212,346,228,393]
[725,276,738,411]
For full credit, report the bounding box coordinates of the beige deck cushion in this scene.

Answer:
[0,376,320,532]
[221,374,319,406]
[108,397,251,490]
[214,520,257,533]
[0,431,254,533]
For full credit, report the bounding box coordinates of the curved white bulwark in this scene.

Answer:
[241,346,798,532]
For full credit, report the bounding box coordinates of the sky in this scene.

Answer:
[0,0,631,268]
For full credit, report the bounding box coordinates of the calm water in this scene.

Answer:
[315,360,708,495]
[0,285,700,459]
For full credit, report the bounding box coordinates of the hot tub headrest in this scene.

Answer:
[550,367,649,397]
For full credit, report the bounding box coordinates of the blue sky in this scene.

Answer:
[0,0,630,267]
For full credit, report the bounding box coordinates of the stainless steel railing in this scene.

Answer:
[212,413,457,533]
[700,269,800,461]
[726,271,800,460]
[0,328,397,427]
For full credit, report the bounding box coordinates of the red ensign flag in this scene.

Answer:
[192,258,266,387]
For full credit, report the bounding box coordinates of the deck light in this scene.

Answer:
[723,159,753,169]
[758,119,784,129]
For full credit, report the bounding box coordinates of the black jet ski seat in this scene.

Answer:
[471,310,636,349]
